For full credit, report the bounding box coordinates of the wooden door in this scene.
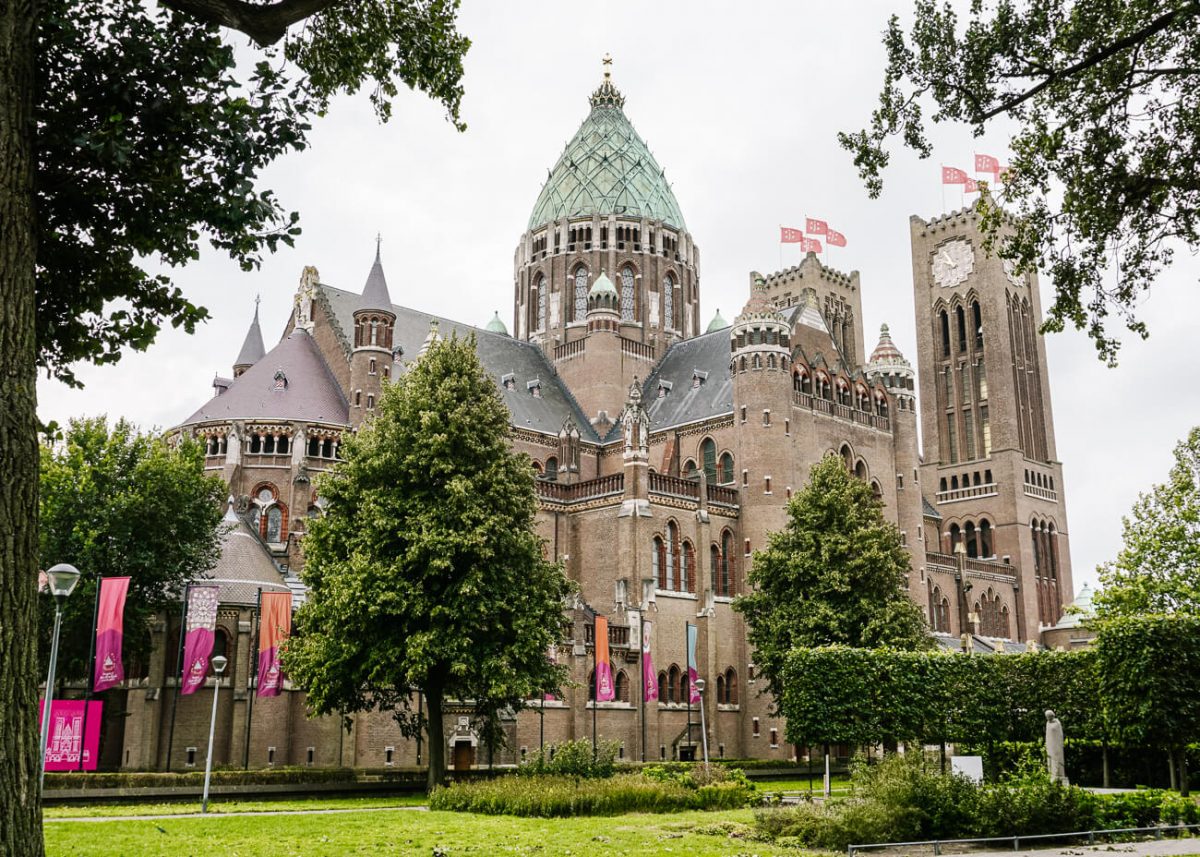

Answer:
[453,741,473,771]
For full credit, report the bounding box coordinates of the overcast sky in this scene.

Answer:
[39,1,1200,595]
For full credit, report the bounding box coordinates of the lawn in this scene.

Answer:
[44,793,428,819]
[45,806,793,856]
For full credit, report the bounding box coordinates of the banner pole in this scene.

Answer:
[640,622,646,763]
[243,587,262,769]
[76,572,102,772]
[592,618,598,763]
[164,585,190,772]
[685,623,692,760]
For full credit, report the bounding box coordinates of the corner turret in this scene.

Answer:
[349,240,398,426]
[233,297,266,378]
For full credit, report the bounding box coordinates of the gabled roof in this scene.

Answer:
[922,497,943,519]
[184,327,349,425]
[319,285,600,441]
[642,327,734,432]
[526,73,686,231]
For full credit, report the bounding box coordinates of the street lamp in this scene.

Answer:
[694,678,710,769]
[40,563,81,792]
[201,654,228,814]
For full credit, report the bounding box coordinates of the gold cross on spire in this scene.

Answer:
[602,53,612,79]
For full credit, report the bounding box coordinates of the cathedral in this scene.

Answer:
[114,66,1076,771]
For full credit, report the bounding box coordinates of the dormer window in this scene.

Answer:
[692,370,708,389]
[657,380,673,398]
[528,378,542,398]
[502,373,516,392]
[272,369,288,391]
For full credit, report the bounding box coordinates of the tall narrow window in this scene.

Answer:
[956,305,967,352]
[980,405,992,457]
[666,521,678,590]
[663,273,675,329]
[654,536,666,589]
[947,415,958,464]
[266,506,283,542]
[573,267,588,321]
[940,311,951,357]
[536,277,547,331]
[701,438,717,482]
[721,530,734,596]
[620,266,636,322]
[718,453,734,484]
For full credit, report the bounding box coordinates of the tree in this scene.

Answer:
[283,335,572,792]
[1094,426,1200,618]
[735,453,932,708]
[2,4,467,853]
[39,417,226,681]
[843,0,1200,364]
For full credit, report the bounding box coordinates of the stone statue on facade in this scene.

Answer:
[1045,709,1068,785]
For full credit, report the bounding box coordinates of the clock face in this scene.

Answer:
[931,239,975,289]
[1003,258,1025,288]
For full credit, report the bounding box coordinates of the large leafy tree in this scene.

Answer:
[1,3,468,853]
[1094,426,1200,618]
[284,335,572,792]
[735,454,932,709]
[844,0,1200,364]
[39,417,226,681]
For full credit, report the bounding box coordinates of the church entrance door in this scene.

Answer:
[453,741,474,771]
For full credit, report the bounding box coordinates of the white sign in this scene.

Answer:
[952,755,984,784]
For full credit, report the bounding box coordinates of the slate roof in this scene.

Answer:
[359,249,394,313]
[922,497,943,519]
[642,327,734,432]
[184,327,349,425]
[234,305,266,368]
[197,512,291,606]
[320,284,600,441]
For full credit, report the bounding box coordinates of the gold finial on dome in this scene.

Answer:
[590,54,625,109]
[602,53,612,77]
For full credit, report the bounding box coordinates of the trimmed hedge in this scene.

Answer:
[430,771,757,817]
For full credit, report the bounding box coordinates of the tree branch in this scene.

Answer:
[158,0,340,46]
[978,2,1200,121]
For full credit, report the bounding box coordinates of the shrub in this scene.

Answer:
[431,771,757,817]
[518,738,619,779]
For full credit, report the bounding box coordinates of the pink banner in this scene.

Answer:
[93,577,130,692]
[594,616,615,702]
[39,700,102,771]
[257,591,292,697]
[686,623,700,705]
[180,586,220,696]
[642,621,657,702]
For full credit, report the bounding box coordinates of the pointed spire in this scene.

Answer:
[589,53,625,109]
[359,237,394,313]
[223,495,239,523]
[418,318,442,357]
[233,296,266,373]
[869,322,909,367]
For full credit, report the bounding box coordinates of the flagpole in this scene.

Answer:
[778,225,782,271]
[591,617,598,763]
[639,621,646,763]
[940,164,947,213]
[243,587,262,768]
[76,571,102,772]
[164,584,190,772]
[685,623,692,760]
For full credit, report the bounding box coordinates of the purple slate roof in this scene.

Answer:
[183,327,349,425]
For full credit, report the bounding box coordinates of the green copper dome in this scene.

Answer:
[589,270,617,297]
[485,311,509,336]
[527,72,687,232]
[706,309,728,332]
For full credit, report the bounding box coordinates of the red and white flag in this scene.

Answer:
[825,228,846,247]
[964,178,980,193]
[805,217,828,236]
[780,226,804,243]
[801,237,823,254]
[974,153,1001,176]
[942,166,969,184]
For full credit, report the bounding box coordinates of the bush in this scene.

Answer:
[431,771,757,817]
[518,738,619,779]
[754,752,1200,850]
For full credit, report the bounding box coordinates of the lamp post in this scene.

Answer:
[694,678,709,770]
[201,654,228,813]
[40,563,81,792]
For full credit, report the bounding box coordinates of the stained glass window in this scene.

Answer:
[663,274,674,329]
[621,267,636,322]
[574,268,588,321]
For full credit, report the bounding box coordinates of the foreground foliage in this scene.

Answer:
[735,454,931,708]
[518,739,619,779]
[755,753,1200,850]
[845,0,1200,363]
[39,417,226,679]
[285,335,572,791]
[430,771,757,817]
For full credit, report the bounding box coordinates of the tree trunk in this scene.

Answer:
[1168,748,1178,791]
[425,688,446,793]
[1102,740,1110,789]
[1179,748,1189,797]
[0,0,44,854]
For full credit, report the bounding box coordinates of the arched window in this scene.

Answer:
[573,267,588,321]
[682,540,696,593]
[212,628,229,663]
[683,459,698,480]
[700,438,717,482]
[972,301,984,348]
[717,452,734,485]
[247,505,261,534]
[854,460,867,481]
[615,670,630,703]
[840,444,853,471]
[940,310,951,357]
[716,674,725,705]
[719,530,734,596]
[965,521,978,558]
[653,535,665,589]
[931,586,950,633]
[666,521,679,590]
[979,519,993,558]
[544,457,558,481]
[956,305,967,352]
[663,273,675,329]
[537,273,547,331]
[949,523,961,551]
[667,665,681,704]
[657,671,667,702]
[620,266,636,322]
[265,505,283,542]
[724,668,738,705]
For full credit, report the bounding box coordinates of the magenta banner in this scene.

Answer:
[180,586,220,696]
[39,700,102,771]
[642,621,658,702]
[686,622,700,705]
[257,591,292,697]
[93,577,130,692]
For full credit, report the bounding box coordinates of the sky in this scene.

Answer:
[38,1,1200,595]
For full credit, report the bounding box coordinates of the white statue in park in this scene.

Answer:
[1045,709,1069,785]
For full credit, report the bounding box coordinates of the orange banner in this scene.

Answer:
[257,591,292,697]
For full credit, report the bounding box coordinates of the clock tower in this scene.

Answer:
[911,209,1073,643]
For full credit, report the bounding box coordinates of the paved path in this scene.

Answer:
[45,805,429,823]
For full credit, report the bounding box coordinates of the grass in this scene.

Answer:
[750,775,851,794]
[45,807,798,856]
[44,794,428,819]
